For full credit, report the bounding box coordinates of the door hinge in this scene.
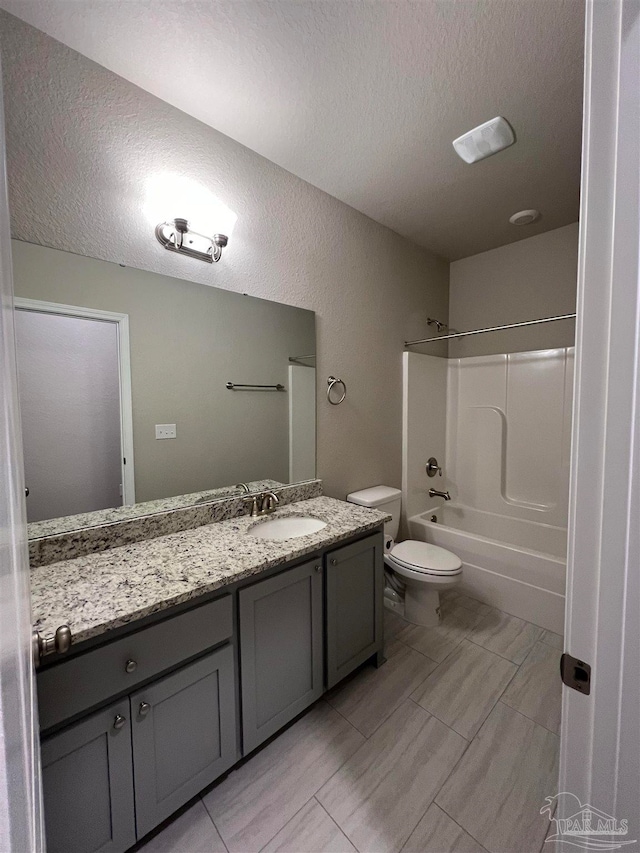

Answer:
[560,652,591,695]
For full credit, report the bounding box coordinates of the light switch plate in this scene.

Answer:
[155,424,177,440]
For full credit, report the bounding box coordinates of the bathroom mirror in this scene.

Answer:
[11,240,316,533]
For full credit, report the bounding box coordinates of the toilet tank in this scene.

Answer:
[346,486,402,539]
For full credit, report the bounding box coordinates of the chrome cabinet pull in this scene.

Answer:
[32,625,72,668]
[139,702,151,717]
[125,659,137,673]
[113,714,126,730]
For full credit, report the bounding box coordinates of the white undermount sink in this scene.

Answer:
[247,516,327,540]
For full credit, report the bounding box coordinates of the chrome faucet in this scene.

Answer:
[429,488,451,501]
[235,482,251,494]
[242,490,280,517]
[261,490,279,514]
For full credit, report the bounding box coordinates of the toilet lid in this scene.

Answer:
[389,540,462,574]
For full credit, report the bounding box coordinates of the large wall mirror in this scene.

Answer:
[12,240,316,534]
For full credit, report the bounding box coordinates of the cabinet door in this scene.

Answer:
[131,646,236,839]
[325,533,384,689]
[41,700,136,853]
[240,559,323,754]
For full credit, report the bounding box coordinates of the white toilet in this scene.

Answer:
[347,486,462,627]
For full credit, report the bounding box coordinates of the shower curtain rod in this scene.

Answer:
[404,313,577,347]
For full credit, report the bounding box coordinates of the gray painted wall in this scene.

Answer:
[0,12,449,499]
[448,223,578,358]
[12,241,315,503]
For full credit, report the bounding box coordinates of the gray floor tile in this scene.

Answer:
[502,641,562,734]
[397,603,483,662]
[261,798,356,853]
[441,592,493,618]
[384,608,409,639]
[317,699,467,853]
[202,702,364,853]
[539,629,564,650]
[137,799,227,853]
[412,639,517,739]
[384,634,406,658]
[469,610,543,664]
[326,641,438,736]
[436,702,559,853]
[401,803,487,853]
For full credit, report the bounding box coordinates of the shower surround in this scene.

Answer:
[403,348,574,633]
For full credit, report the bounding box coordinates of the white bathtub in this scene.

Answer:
[408,504,566,634]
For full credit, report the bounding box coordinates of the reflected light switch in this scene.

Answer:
[155,424,177,440]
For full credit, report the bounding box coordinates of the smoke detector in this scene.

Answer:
[452,116,516,164]
[509,209,540,226]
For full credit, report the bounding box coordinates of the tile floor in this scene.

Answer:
[137,590,563,853]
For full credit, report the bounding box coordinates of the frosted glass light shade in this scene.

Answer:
[453,116,516,164]
[143,173,237,236]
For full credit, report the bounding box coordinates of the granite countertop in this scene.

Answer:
[31,497,390,648]
[28,478,286,540]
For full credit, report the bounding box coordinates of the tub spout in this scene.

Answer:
[429,488,451,501]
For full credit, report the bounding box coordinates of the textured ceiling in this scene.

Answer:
[0,0,584,260]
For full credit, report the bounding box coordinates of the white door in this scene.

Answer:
[0,59,44,851]
[556,0,640,847]
[15,309,124,522]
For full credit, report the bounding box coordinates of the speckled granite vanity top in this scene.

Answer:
[31,497,389,647]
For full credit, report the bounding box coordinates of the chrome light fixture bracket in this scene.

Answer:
[155,217,229,263]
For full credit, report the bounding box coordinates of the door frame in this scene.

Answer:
[558,0,639,842]
[0,51,44,847]
[14,297,136,506]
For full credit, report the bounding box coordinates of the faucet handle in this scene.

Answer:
[426,457,442,478]
[242,495,260,517]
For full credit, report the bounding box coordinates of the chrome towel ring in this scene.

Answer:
[327,375,347,405]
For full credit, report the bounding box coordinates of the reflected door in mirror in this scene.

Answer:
[15,308,124,522]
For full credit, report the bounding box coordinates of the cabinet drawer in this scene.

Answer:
[38,594,233,732]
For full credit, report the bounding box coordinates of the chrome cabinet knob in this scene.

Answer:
[138,702,151,717]
[314,565,322,573]
[125,659,137,673]
[113,714,126,730]
[330,558,338,566]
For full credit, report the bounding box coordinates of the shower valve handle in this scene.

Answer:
[426,457,442,478]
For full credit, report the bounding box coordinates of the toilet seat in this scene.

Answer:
[387,540,462,576]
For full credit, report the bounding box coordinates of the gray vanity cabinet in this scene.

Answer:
[131,646,236,838]
[325,533,383,689]
[239,559,324,753]
[40,699,136,853]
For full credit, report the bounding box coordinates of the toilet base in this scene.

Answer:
[404,586,441,627]
[384,576,443,627]
[383,594,405,617]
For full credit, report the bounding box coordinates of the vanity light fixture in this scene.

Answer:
[155,218,229,263]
